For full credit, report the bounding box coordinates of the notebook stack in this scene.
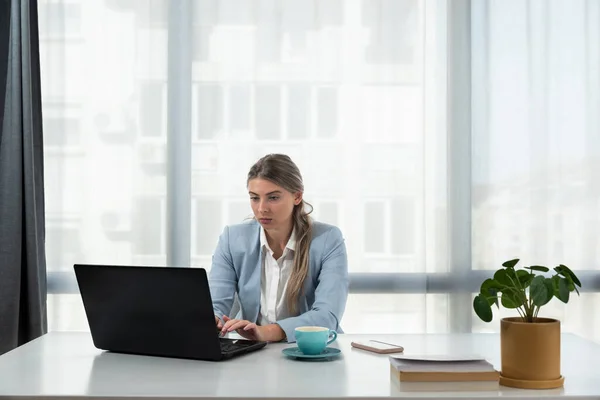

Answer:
[389,354,500,392]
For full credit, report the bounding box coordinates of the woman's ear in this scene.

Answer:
[294,192,303,206]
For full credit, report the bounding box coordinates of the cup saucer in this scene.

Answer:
[282,346,341,360]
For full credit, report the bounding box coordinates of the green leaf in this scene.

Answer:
[473,294,493,322]
[554,274,580,297]
[554,264,581,287]
[504,267,520,289]
[556,277,570,303]
[502,259,520,269]
[494,269,511,287]
[516,269,534,288]
[480,278,502,292]
[552,275,560,294]
[559,270,576,291]
[531,276,553,306]
[480,279,500,307]
[544,278,554,302]
[527,265,550,272]
[501,291,523,308]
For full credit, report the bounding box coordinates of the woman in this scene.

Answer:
[208,154,349,343]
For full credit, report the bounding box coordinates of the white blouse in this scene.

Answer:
[257,227,296,326]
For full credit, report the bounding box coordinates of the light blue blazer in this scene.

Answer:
[208,219,349,343]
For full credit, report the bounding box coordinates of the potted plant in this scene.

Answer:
[473,258,581,389]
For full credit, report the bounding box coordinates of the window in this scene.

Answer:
[38,2,82,39]
[133,197,164,255]
[229,85,251,134]
[362,0,418,65]
[316,87,338,139]
[364,202,386,254]
[44,117,80,147]
[286,84,310,140]
[140,82,166,138]
[255,85,281,140]
[194,199,222,255]
[41,0,600,343]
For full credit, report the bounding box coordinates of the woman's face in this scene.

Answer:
[248,178,302,232]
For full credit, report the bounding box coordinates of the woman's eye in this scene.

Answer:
[269,196,280,201]
[250,197,259,201]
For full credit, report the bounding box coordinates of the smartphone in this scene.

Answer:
[350,340,404,354]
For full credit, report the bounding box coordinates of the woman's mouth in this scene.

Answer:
[259,218,272,224]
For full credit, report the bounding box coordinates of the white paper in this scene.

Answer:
[389,357,496,373]
[391,354,485,362]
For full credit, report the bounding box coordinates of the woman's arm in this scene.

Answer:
[208,226,238,320]
[276,226,349,342]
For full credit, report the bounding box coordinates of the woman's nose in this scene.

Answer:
[258,201,269,213]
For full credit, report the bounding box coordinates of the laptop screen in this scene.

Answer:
[74,264,223,360]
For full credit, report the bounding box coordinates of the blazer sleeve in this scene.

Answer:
[208,226,237,320]
[276,226,349,342]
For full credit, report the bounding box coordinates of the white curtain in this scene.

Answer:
[471,0,600,339]
[41,0,600,341]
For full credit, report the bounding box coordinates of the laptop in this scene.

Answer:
[74,264,267,361]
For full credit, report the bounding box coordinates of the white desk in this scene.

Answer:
[0,332,599,400]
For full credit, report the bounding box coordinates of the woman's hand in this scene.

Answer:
[220,315,285,342]
[220,315,264,341]
[214,315,223,330]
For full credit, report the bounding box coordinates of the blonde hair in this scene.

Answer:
[247,154,313,315]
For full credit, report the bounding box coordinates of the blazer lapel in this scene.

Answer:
[243,225,262,324]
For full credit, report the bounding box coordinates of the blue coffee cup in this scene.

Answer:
[295,326,338,355]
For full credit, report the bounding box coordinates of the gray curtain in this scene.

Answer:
[0,0,47,355]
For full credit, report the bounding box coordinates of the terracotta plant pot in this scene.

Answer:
[499,317,564,389]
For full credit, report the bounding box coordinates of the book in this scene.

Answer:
[390,378,500,392]
[389,355,500,385]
